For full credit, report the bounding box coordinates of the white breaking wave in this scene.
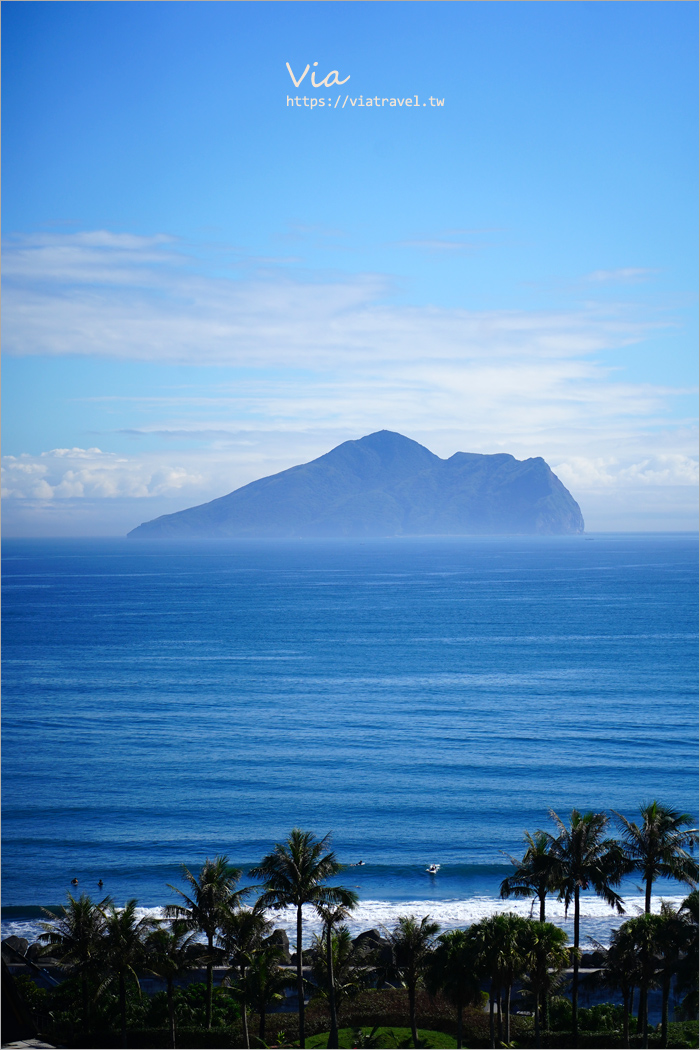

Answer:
[4,894,685,951]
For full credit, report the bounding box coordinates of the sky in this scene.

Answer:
[2,0,698,535]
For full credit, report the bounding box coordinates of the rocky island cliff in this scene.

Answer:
[127,430,584,538]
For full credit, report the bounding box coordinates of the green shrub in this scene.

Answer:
[307,1026,458,1048]
[579,1003,627,1032]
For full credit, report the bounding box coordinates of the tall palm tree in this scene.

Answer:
[218,906,272,1050]
[520,920,571,1048]
[426,929,482,1049]
[245,943,295,1045]
[655,902,688,1049]
[465,915,508,1050]
[621,914,663,1049]
[545,809,625,1042]
[311,925,370,1044]
[249,829,353,1049]
[387,914,440,1048]
[485,913,529,1047]
[315,895,358,1049]
[99,899,158,1049]
[166,855,244,1029]
[614,801,699,913]
[675,889,699,1019]
[40,891,111,1031]
[595,924,639,1049]
[500,830,561,922]
[145,920,203,1049]
[463,920,491,1048]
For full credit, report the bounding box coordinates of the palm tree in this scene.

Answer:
[614,802,699,913]
[486,913,529,1047]
[520,920,571,1048]
[465,919,497,1050]
[387,914,440,1048]
[655,902,688,1049]
[40,891,112,1031]
[621,914,663,1049]
[595,924,639,1049]
[312,924,371,1045]
[144,920,203,1049]
[675,889,699,1019]
[218,906,272,1049]
[500,830,561,922]
[315,895,358,1049]
[426,929,482,1049]
[545,809,626,1042]
[99,899,158,1049]
[166,855,244,1029]
[249,829,352,1049]
[465,915,509,1049]
[245,943,295,1044]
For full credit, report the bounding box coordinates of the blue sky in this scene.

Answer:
[2,0,698,534]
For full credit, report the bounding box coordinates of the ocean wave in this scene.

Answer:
[4,894,685,952]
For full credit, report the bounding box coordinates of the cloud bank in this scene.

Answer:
[2,231,697,533]
[3,231,663,367]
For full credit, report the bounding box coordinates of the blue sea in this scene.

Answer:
[2,534,697,949]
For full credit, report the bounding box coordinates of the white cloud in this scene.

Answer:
[2,230,697,534]
[2,231,664,367]
[584,268,659,284]
[1,448,206,501]
[397,238,480,253]
[552,454,699,490]
[4,440,697,511]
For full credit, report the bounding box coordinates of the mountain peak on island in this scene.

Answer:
[127,431,584,539]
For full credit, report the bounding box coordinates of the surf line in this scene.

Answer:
[342,95,422,108]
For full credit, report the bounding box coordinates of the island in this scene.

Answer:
[127,430,584,539]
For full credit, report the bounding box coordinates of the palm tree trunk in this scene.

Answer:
[167,975,176,1049]
[327,924,339,1050]
[496,985,503,1045]
[242,1002,249,1048]
[534,982,541,1048]
[489,982,496,1049]
[539,892,546,923]
[505,981,512,1045]
[456,1001,463,1049]
[119,973,127,1049]
[642,977,649,1049]
[241,964,250,1049]
[637,980,647,1042]
[645,874,652,915]
[297,903,306,1049]
[661,975,670,1047]
[408,981,418,1047]
[206,932,214,1029]
[622,986,630,1048]
[572,887,580,1044]
[81,975,90,1032]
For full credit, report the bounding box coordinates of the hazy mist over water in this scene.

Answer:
[2,533,697,945]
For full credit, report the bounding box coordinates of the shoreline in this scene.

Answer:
[3,891,688,952]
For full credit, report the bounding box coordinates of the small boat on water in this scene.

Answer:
[425,863,440,875]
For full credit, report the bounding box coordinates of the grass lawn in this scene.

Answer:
[306,1027,457,1048]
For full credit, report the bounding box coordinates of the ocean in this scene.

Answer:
[2,533,697,949]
